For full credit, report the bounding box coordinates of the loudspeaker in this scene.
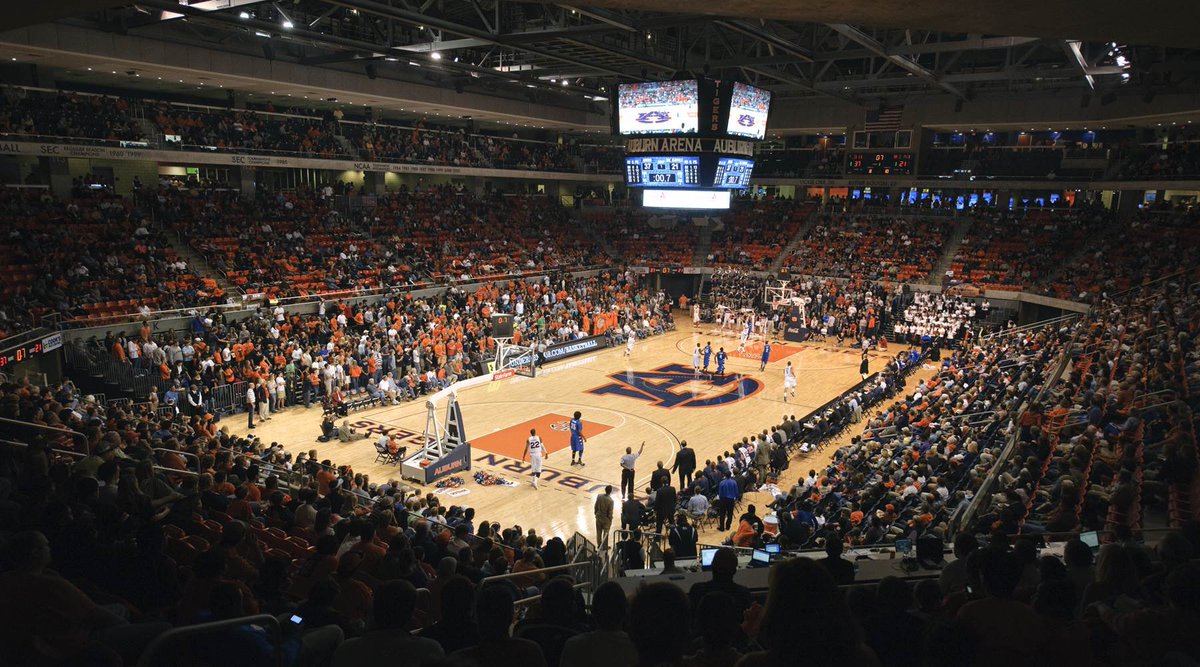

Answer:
[954,99,963,113]
[1100,92,1118,106]
[1080,93,1090,108]
[262,43,275,61]
[365,64,378,80]
[491,313,514,338]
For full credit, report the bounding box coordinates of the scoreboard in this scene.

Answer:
[615,78,770,207]
[713,157,753,188]
[846,151,915,176]
[625,156,701,187]
[0,332,62,369]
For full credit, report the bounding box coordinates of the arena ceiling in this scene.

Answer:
[15,0,1200,116]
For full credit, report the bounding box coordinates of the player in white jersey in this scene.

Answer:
[783,361,796,402]
[692,303,701,326]
[625,329,636,356]
[737,319,750,353]
[692,343,702,371]
[521,428,546,488]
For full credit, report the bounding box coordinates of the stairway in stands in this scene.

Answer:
[692,223,713,266]
[926,215,975,283]
[134,117,163,148]
[767,211,820,274]
[164,233,240,303]
[573,208,619,262]
[334,134,357,158]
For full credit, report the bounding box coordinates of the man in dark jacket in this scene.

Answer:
[670,441,697,490]
[654,483,678,534]
[650,461,671,491]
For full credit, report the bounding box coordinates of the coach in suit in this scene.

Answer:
[670,441,697,490]
[594,486,614,550]
[654,483,678,534]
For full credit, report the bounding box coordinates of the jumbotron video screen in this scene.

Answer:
[725,82,771,140]
[617,80,700,135]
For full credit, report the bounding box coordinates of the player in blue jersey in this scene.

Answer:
[760,341,772,371]
[569,410,586,466]
[715,347,727,376]
[703,342,712,372]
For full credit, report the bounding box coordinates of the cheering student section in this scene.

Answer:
[895,292,980,346]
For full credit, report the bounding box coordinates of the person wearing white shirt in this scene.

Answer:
[378,375,392,403]
[245,385,257,429]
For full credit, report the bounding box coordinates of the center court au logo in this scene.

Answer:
[587,363,761,409]
[636,111,672,124]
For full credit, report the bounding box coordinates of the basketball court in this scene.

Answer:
[229,314,923,541]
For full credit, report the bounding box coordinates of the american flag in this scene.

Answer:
[864,105,904,132]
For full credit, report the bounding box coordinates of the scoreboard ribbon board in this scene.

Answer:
[846,151,915,176]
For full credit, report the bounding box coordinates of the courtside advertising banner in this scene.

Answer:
[543,335,608,362]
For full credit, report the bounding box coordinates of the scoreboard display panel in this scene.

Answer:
[625,155,701,187]
[712,157,754,188]
[846,151,915,175]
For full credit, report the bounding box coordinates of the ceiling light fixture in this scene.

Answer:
[431,52,442,60]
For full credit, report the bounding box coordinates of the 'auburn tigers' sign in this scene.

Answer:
[587,363,761,409]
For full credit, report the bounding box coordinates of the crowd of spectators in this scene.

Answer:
[949,207,1112,292]
[0,187,216,340]
[894,293,980,347]
[67,268,673,421]
[972,274,1199,540]
[165,185,607,298]
[0,266,691,666]
[707,268,764,313]
[707,200,814,270]
[784,278,894,345]
[784,214,952,282]
[0,88,145,143]
[1040,209,1200,302]
[2,87,624,174]
[343,122,622,173]
[592,208,700,268]
[772,319,1074,552]
[1111,131,1200,179]
[151,103,343,158]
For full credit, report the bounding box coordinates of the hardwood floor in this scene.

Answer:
[227,315,929,544]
